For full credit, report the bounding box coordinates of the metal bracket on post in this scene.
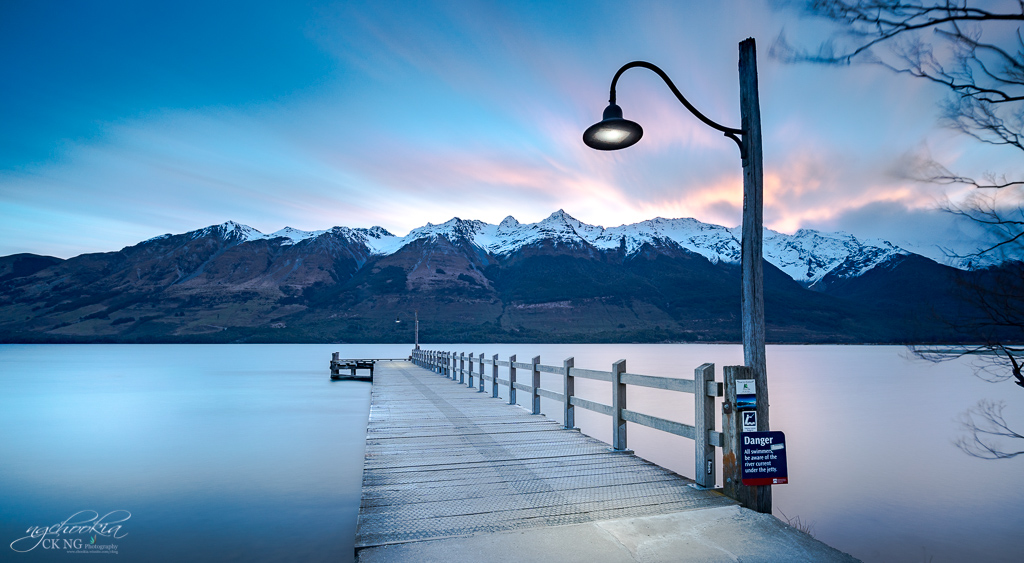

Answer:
[508,354,517,406]
[563,357,576,430]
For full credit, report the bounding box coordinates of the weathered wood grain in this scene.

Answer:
[355,361,734,549]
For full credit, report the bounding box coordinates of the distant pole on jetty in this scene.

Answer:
[414,310,420,350]
[583,38,769,512]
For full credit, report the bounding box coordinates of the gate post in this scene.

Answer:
[694,363,718,489]
[723,365,771,513]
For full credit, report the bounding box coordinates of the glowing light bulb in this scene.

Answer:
[594,128,631,143]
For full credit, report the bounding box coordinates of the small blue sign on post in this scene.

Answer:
[740,431,788,486]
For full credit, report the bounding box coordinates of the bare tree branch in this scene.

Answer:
[775,1,1024,460]
[955,399,1024,459]
[772,1,1024,154]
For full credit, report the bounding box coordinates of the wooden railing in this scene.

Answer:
[411,347,731,490]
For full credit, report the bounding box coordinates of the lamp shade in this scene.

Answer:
[582,103,643,150]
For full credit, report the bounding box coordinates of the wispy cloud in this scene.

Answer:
[0,0,1003,257]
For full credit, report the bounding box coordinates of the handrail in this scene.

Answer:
[621,373,695,394]
[621,408,695,440]
[409,347,726,489]
[570,396,614,417]
[569,367,613,382]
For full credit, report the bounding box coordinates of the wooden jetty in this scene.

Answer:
[352,350,856,562]
[355,354,739,550]
[330,353,410,381]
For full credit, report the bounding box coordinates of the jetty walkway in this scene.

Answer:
[354,360,856,562]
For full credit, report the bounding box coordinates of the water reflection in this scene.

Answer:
[433,344,1023,563]
[0,344,387,562]
[2,344,1020,562]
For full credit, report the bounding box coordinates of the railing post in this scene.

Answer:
[612,359,627,451]
[508,354,517,405]
[459,353,465,384]
[491,354,499,398]
[331,352,340,378]
[723,365,770,512]
[531,356,541,415]
[468,353,475,387]
[694,363,717,489]
[478,352,485,392]
[563,357,575,429]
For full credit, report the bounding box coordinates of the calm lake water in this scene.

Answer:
[1,344,1020,562]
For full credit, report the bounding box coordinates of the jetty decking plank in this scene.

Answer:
[354,361,734,549]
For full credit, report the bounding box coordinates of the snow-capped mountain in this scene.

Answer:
[4,209,1005,344]
[201,210,913,287]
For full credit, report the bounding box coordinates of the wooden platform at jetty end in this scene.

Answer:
[354,360,736,551]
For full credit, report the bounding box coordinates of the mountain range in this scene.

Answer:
[0,210,1006,343]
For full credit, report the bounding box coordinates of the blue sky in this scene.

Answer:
[1,0,1014,258]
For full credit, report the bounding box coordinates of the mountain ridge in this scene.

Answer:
[0,210,1002,344]
[144,210,918,287]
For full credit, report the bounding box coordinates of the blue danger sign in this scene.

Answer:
[741,431,788,486]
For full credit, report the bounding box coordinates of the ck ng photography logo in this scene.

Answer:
[9,510,130,555]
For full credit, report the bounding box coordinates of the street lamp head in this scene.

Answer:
[582,103,642,150]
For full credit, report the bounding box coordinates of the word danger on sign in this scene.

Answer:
[740,431,788,486]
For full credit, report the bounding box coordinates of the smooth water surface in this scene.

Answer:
[0,344,406,562]
[2,344,1021,562]
[431,344,1023,563]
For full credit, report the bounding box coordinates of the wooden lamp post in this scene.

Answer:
[583,38,769,512]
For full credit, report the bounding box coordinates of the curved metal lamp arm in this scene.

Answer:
[610,61,744,153]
